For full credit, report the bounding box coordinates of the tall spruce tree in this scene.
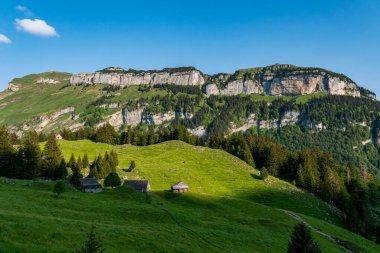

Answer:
[0,126,17,178]
[77,156,83,171]
[288,223,321,253]
[41,134,63,178]
[83,153,89,168]
[55,158,68,179]
[20,131,41,179]
[68,153,76,169]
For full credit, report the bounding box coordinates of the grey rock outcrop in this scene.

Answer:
[70,67,205,87]
[205,65,363,97]
[37,78,60,84]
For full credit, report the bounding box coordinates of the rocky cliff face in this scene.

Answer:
[70,67,205,87]
[205,64,364,98]
[70,64,373,99]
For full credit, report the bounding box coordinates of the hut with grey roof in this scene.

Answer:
[171,181,189,193]
[124,180,150,193]
[80,178,102,193]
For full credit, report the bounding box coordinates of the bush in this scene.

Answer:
[53,180,66,198]
[260,167,269,180]
[104,172,121,188]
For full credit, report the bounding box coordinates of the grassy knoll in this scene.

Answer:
[58,140,340,223]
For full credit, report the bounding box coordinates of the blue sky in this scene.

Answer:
[0,0,380,96]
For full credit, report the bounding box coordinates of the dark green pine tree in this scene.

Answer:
[108,150,118,172]
[0,126,17,178]
[129,160,136,172]
[41,134,63,178]
[82,153,89,168]
[20,131,41,179]
[68,153,76,169]
[288,223,321,253]
[55,158,68,179]
[77,156,83,171]
[89,154,102,179]
[147,127,155,145]
[77,225,104,253]
[122,126,132,144]
[70,163,83,188]
[95,123,119,145]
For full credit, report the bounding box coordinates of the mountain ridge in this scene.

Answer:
[69,64,376,99]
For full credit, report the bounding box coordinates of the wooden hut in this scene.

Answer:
[124,180,150,193]
[79,178,102,193]
[171,181,189,193]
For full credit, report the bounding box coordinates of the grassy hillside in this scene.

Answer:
[58,140,339,223]
[0,180,354,253]
[0,140,368,252]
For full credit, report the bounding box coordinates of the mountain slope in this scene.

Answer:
[1,65,379,171]
[1,140,379,252]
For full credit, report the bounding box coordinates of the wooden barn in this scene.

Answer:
[79,178,102,193]
[171,181,189,193]
[124,180,150,193]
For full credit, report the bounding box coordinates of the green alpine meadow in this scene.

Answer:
[2,1,380,252]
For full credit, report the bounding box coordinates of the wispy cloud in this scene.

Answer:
[15,19,58,37]
[0,34,11,44]
[16,5,33,16]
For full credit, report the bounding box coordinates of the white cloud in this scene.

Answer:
[15,19,58,37]
[16,5,33,16]
[0,34,11,44]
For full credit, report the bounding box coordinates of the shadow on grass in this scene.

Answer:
[250,173,262,180]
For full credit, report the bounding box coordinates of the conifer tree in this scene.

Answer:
[95,123,119,145]
[288,223,321,253]
[109,150,118,172]
[70,163,83,188]
[77,225,104,253]
[77,156,83,171]
[68,153,76,169]
[41,134,63,178]
[0,126,16,177]
[20,131,41,179]
[148,127,155,145]
[129,160,136,172]
[55,158,68,179]
[82,153,89,168]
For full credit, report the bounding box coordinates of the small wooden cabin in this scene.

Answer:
[55,134,63,140]
[80,178,102,193]
[124,180,150,193]
[171,181,189,193]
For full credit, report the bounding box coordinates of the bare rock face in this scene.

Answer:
[70,67,205,87]
[37,78,60,84]
[22,107,75,132]
[204,64,367,98]
[188,126,207,138]
[7,83,19,92]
